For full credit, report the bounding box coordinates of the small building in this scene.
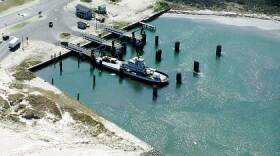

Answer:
[77,21,87,30]
[96,4,107,14]
[76,4,94,20]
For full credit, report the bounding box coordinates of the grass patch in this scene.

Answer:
[0,0,34,13]
[21,108,45,120]
[10,20,30,31]
[28,86,108,136]
[7,93,25,106]
[26,95,62,120]
[9,82,25,90]
[59,32,71,40]
[13,59,41,81]
[112,21,129,29]
[154,0,170,12]
[69,109,107,135]
[0,96,10,110]
[80,0,92,2]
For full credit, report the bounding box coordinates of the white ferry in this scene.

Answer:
[96,56,169,86]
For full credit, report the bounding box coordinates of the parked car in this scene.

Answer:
[2,35,9,41]
[49,22,53,28]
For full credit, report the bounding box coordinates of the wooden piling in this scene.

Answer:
[141,32,146,45]
[122,42,127,53]
[59,61,63,75]
[77,93,80,101]
[92,75,96,89]
[153,85,158,98]
[156,49,162,62]
[51,78,54,85]
[155,36,159,46]
[78,57,80,68]
[175,41,180,52]
[216,45,222,57]
[194,61,200,73]
[176,72,182,84]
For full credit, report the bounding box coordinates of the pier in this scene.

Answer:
[139,22,156,32]
[60,42,97,64]
[82,33,124,55]
[104,26,144,49]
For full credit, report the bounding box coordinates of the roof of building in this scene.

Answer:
[76,4,92,12]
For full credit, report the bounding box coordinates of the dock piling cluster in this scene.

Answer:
[216,45,222,57]
[153,85,158,98]
[194,61,200,73]
[156,49,162,62]
[175,41,180,52]
[59,61,63,75]
[155,36,159,46]
[176,72,182,84]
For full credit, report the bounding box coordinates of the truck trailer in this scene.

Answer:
[9,37,21,50]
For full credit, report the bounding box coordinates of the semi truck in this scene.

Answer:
[8,37,21,50]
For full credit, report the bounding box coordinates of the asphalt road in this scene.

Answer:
[0,0,70,29]
[0,0,80,61]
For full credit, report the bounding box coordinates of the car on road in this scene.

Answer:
[9,37,21,50]
[49,22,53,28]
[2,35,9,41]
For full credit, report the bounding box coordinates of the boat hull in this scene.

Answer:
[120,69,169,86]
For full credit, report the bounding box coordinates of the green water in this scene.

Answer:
[36,15,280,156]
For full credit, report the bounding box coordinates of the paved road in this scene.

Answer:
[0,0,79,61]
[0,0,70,29]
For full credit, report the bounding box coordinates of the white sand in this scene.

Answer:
[0,39,152,156]
[66,0,156,26]
[168,10,280,31]
[0,113,150,156]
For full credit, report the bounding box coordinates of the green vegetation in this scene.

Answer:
[10,20,30,31]
[167,0,280,15]
[154,1,170,12]
[0,96,10,110]
[64,107,107,136]
[80,0,92,2]
[21,108,45,120]
[113,21,129,29]
[59,32,71,40]
[7,93,25,106]
[109,0,122,3]
[26,95,62,120]
[0,0,34,13]
[13,59,41,81]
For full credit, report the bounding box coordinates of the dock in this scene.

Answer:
[139,22,156,32]
[82,33,123,54]
[61,42,97,63]
[104,26,145,49]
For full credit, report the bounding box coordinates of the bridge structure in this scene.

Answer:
[104,26,146,51]
[60,42,97,64]
[139,22,156,32]
[82,33,124,54]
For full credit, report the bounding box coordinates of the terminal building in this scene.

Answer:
[75,4,94,20]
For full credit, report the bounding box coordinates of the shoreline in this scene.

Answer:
[169,9,280,22]
[165,10,280,31]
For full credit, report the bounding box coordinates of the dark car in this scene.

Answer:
[2,35,9,41]
[49,22,53,28]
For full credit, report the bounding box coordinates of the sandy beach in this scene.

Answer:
[163,13,280,31]
[0,0,280,155]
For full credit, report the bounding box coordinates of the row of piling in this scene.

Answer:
[152,36,223,99]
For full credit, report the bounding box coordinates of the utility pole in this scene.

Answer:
[22,36,24,51]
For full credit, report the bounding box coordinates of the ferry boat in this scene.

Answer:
[96,56,169,86]
[121,57,169,86]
